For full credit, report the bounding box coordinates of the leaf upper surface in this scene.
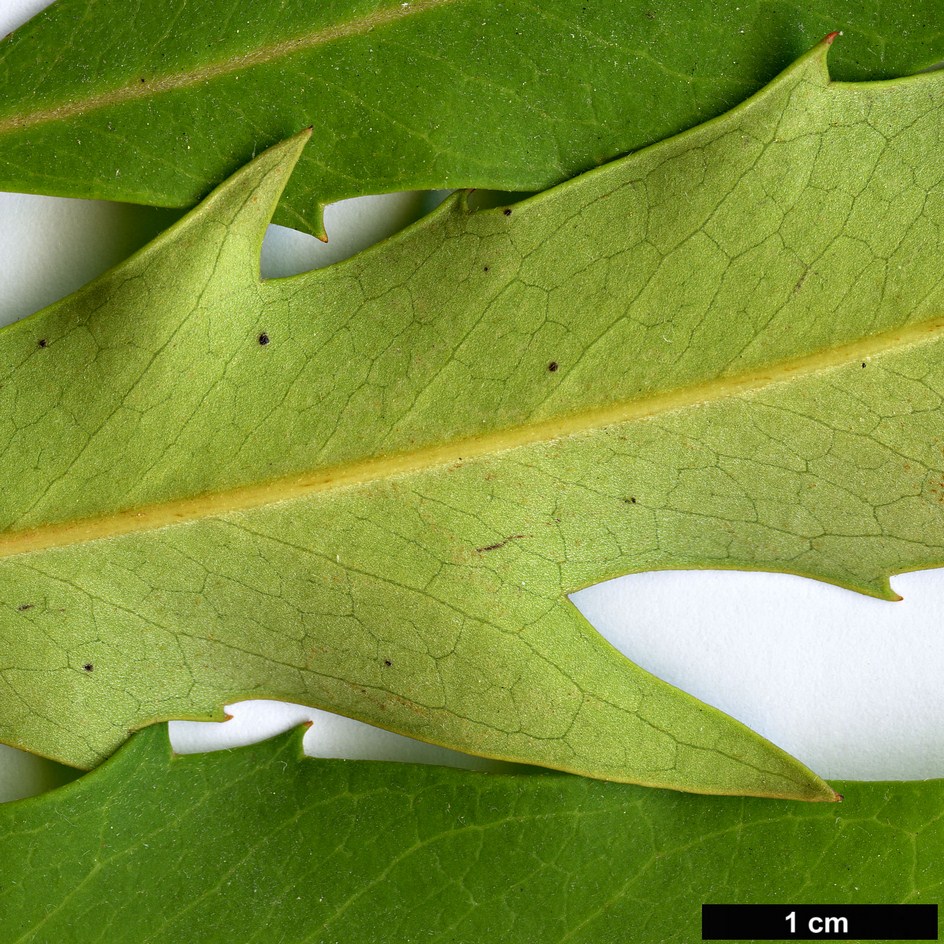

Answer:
[0,724,940,943]
[2,40,944,798]
[1,0,943,234]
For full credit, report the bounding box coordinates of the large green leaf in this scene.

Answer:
[1,0,943,235]
[3,37,944,799]
[0,723,940,943]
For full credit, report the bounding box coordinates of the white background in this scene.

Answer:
[1,0,942,802]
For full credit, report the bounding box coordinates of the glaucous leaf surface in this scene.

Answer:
[0,723,940,943]
[0,0,943,234]
[2,39,944,798]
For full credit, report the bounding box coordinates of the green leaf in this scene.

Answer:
[0,723,940,943]
[1,0,943,235]
[3,36,944,799]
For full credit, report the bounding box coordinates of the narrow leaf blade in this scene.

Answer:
[2,40,943,798]
[1,0,944,233]
[0,724,938,943]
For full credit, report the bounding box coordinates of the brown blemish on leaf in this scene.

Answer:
[793,268,811,293]
[503,208,512,216]
[476,534,525,553]
[37,339,47,348]
[16,603,32,611]
[387,692,426,715]
[548,361,559,372]
[83,663,94,672]
[383,659,392,667]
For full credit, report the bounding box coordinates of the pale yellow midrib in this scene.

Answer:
[2,315,942,560]
[0,0,458,134]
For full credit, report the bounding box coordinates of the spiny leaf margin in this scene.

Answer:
[3,37,944,799]
[1,0,944,234]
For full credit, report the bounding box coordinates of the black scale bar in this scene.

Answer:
[702,904,938,940]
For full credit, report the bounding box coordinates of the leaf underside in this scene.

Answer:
[1,0,943,234]
[2,38,944,799]
[1,724,940,943]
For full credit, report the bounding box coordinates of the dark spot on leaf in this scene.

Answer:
[476,534,525,553]
[83,663,93,672]
[37,339,47,348]
[548,361,559,372]
[17,603,32,611]
[793,268,811,293]
[139,77,145,83]
[861,362,867,368]
[645,9,655,18]
[623,497,637,504]
[483,266,490,272]
[258,332,270,346]
[503,208,512,216]
[384,659,392,667]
